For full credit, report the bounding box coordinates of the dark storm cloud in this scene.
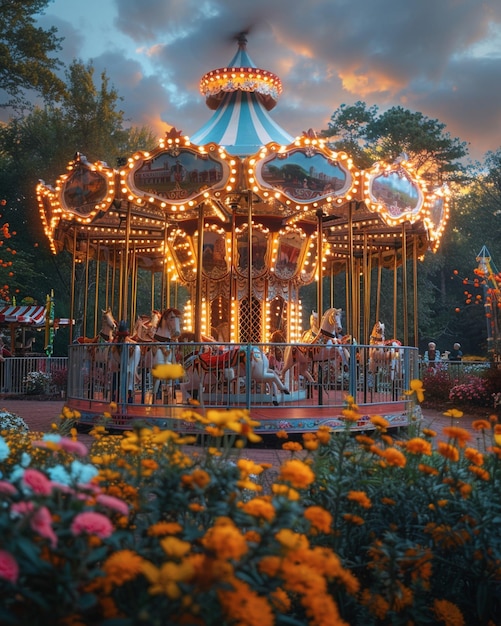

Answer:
[39,0,501,158]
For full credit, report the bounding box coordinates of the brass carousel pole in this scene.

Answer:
[121,201,132,323]
[83,231,91,338]
[194,203,205,342]
[393,247,398,339]
[401,225,408,345]
[93,242,101,337]
[247,191,254,342]
[316,209,324,321]
[413,237,419,347]
[69,229,77,344]
[348,201,356,340]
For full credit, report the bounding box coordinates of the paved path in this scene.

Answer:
[0,399,491,466]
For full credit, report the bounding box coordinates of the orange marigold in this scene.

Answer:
[464,447,484,466]
[278,459,315,489]
[472,419,490,432]
[382,447,406,467]
[433,598,465,626]
[347,490,372,509]
[370,415,390,430]
[442,426,471,447]
[304,506,333,533]
[437,442,460,462]
[406,437,432,456]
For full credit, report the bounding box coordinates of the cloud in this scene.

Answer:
[33,0,501,159]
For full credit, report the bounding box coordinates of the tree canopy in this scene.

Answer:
[0,0,66,109]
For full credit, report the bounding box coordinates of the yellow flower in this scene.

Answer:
[141,560,194,598]
[443,408,464,418]
[151,363,184,380]
[100,549,144,593]
[160,536,191,558]
[404,379,425,402]
[275,528,309,551]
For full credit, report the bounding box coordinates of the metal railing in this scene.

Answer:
[67,341,419,411]
[0,356,68,396]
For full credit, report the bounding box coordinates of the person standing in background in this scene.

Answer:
[449,342,463,362]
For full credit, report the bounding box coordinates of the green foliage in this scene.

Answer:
[0,0,66,108]
[1,399,501,625]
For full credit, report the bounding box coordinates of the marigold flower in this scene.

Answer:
[437,442,460,462]
[237,458,264,477]
[271,484,300,500]
[101,550,144,592]
[281,441,303,452]
[151,363,184,380]
[316,425,331,444]
[276,430,288,439]
[347,490,372,509]
[370,415,390,430]
[240,497,276,522]
[468,466,490,481]
[218,578,274,626]
[443,408,464,418]
[202,518,248,560]
[382,447,406,467]
[278,459,315,489]
[472,419,490,432]
[442,426,471,447]
[141,560,195,598]
[464,447,484,466]
[147,522,183,536]
[343,513,365,525]
[422,428,437,438]
[433,598,465,626]
[275,528,309,550]
[405,437,432,456]
[304,506,332,533]
[160,536,191,558]
[342,408,360,422]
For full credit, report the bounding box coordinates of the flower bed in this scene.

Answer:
[0,377,500,625]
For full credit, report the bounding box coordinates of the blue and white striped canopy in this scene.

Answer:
[190,89,294,156]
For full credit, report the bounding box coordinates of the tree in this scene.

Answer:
[0,61,157,320]
[321,103,468,185]
[0,0,66,109]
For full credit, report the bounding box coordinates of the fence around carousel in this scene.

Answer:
[64,341,423,432]
[0,356,68,396]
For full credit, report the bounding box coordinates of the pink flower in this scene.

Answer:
[22,468,53,495]
[11,501,34,517]
[31,506,58,548]
[58,438,88,457]
[71,512,114,538]
[96,494,129,516]
[0,550,19,584]
[0,480,17,496]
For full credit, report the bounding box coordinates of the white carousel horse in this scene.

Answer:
[368,321,402,380]
[132,308,181,400]
[180,342,290,405]
[281,307,345,384]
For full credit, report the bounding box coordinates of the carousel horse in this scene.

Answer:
[368,321,403,380]
[132,308,182,400]
[181,341,290,405]
[76,308,117,370]
[281,308,345,384]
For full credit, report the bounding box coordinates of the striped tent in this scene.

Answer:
[0,304,46,326]
[190,33,294,156]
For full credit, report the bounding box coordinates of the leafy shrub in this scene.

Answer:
[0,379,500,625]
[449,376,492,407]
[22,371,52,395]
[421,368,455,402]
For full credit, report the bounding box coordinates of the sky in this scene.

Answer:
[34,0,501,162]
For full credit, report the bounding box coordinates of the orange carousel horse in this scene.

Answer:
[368,321,403,380]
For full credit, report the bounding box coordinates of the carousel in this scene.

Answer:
[36,34,449,433]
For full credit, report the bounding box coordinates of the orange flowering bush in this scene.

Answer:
[0,385,500,625]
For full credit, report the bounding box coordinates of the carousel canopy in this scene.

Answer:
[36,35,450,283]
